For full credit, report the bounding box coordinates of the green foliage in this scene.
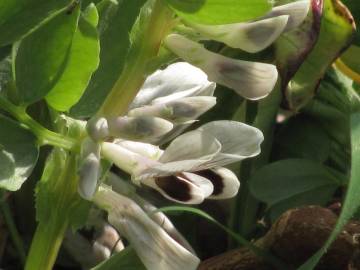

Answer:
[14,5,80,105]
[0,115,39,191]
[92,247,146,270]
[0,0,70,46]
[45,4,100,111]
[341,45,360,75]
[164,0,272,25]
[249,159,340,221]
[71,0,146,118]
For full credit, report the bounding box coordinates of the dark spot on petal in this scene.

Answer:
[155,175,192,202]
[195,170,224,196]
[171,102,197,118]
[246,25,276,45]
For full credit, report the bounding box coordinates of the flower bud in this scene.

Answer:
[86,117,109,141]
[78,138,101,200]
[164,34,278,100]
[107,116,173,142]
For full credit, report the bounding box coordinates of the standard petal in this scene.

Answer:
[107,116,173,142]
[130,62,215,109]
[128,96,216,123]
[197,121,264,168]
[138,130,221,178]
[141,172,213,204]
[188,15,289,53]
[264,0,310,31]
[164,34,278,100]
[195,167,240,199]
[93,186,200,270]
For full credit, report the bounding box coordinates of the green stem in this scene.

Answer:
[0,199,26,264]
[25,152,78,270]
[25,220,68,270]
[0,96,78,151]
[98,0,174,117]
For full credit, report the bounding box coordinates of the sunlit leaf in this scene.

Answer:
[70,0,146,118]
[45,4,100,111]
[165,0,272,25]
[14,5,80,105]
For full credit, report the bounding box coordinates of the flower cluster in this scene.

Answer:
[76,1,310,269]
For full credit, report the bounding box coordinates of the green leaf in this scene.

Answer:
[0,114,39,191]
[165,0,272,25]
[70,0,146,118]
[0,0,70,46]
[14,5,80,105]
[45,4,100,111]
[92,247,146,270]
[274,116,331,163]
[298,112,360,269]
[340,45,360,76]
[249,159,340,220]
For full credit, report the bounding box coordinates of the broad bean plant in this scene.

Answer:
[0,0,359,269]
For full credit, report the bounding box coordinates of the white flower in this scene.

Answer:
[183,0,310,53]
[93,185,200,270]
[101,120,263,204]
[129,62,216,110]
[87,62,216,143]
[164,34,278,100]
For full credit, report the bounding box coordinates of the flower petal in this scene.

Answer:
[264,0,310,31]
[138,130,221,178]
[93,186,200,270]
[130,62,215,109]
[114,140,163,160]
[197,121,264,168]
[188,15,289,53]
[195,167,240,199]
[107,172,195,253]
[101,142,159,175]
[128,96,217,123]
[164,34,278,100]
[142,172,213,204]
[107,116,173,142]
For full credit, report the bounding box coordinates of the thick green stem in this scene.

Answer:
[25,152,79,270]
[98,0,174,117]
[25,220,68,270]
[0,96,78,151]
